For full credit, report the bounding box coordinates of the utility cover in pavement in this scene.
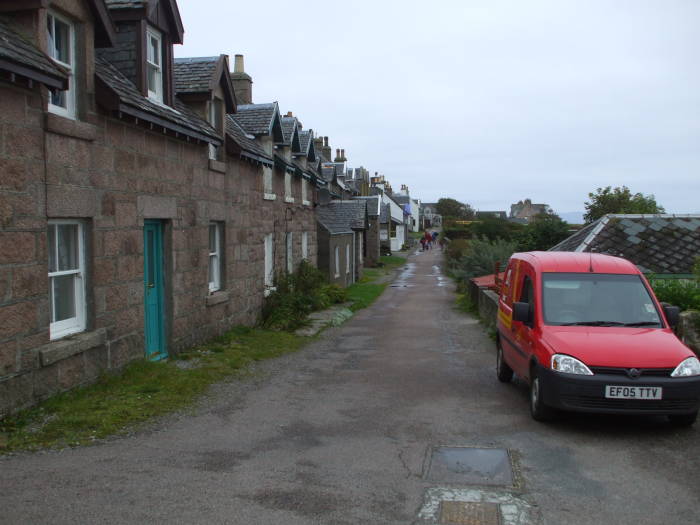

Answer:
[426,447,513,486]
[439,501,501,524]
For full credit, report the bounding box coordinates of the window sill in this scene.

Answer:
[302,200,311,206]
[45,113,96,142]
[285,197,295,204]
[38,328,107,367]
[263,193,277,201]
[206,290,229,307]
[208,159,226,173]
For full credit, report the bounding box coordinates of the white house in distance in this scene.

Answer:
[382,194,406,252]
[393,185,421,233]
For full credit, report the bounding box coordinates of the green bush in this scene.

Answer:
[261,261,348,331]
[449,237,517,282]
[650,278,700,312]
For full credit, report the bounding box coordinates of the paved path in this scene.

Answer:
[1,248,698,524]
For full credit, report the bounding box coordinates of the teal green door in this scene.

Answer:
[143,220,166,360]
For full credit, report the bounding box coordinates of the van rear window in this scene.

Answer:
[542,273,662,327]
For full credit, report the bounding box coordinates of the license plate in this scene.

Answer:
[605,385,662,400]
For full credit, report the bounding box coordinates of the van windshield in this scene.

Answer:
[542,273,663,327]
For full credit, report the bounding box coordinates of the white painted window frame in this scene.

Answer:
[286,232,293,274]
[301,232,309,260]
[208,222,222,292]
[264,233,275,295]
[284,172,294,203]
[334,245,340,278]
[301,178,310,206]
[263,166,275,200]
[47,10,76,119]
[146,26,163,103]
[48,219,86,340]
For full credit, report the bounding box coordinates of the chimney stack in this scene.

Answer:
[322,137,331,160]
[230,54,253,105]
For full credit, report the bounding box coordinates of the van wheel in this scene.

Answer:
[668,411,697,427]
[530,371,555,422]
[496,340,513,383]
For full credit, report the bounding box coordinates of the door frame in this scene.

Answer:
[143,219,167,361]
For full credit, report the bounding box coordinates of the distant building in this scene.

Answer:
[510,199,551,222]
[476,210,508,220]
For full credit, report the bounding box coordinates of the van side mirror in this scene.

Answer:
[662,304,680,328]
[513,301,532,325]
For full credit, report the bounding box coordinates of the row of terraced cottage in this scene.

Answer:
[0,0,424,417]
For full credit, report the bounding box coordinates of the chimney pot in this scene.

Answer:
[234,54,245,73]
[341,149,345,159]
[324,136,328,146]
[286,111,293,117]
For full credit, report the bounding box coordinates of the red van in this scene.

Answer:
[496,252,700,425]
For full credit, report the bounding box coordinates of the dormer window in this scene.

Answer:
[47,11,75,118]
[146,27,163,102]
[208,97,223,160]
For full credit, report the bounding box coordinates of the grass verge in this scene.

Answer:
[346,255,406,311]
[0,327,306,453]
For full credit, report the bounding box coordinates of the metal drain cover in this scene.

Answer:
[440,501,501,525]
[426,447,513,486]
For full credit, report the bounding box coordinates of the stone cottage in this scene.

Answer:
[316,200,368,287]
[0,0,318,417]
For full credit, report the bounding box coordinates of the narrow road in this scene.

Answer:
[1,248,698,524]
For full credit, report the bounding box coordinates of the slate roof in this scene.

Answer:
[0,16,68,89]
[173,57,218,93]
[550,214,700,275]
[94,56,221,143]
[316,201,367,234]
[280,116,298,145]
[225,116,272,165]
[354,197,380,217]
[299,130,312,155]
[233,103,278,136]
[392,195,410,204]
[380,203,390,224]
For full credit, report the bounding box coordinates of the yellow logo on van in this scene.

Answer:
[498,308,512,330]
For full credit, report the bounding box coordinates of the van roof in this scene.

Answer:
[511,251,640,275]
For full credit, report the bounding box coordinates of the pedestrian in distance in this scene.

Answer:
[420,237,426,251]
[424,231,432,250]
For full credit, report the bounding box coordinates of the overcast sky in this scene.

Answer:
[174,0,700,218]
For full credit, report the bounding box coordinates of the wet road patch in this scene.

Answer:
[426,447,514,486]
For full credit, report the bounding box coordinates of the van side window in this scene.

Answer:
[502,268,512,301]
[519,276,534,306]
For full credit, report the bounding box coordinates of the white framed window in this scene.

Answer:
[284,172,294,203]
[264,233,274,295]
[286,232,293,273]
[146,26,163,102]
[47,11,76,119]
[301,232,309,260]
[48,220,86,340]
[208,98,223,160]
[301,178,309,205]
[346,243,351,274]
[334,246,340,278]
[208,222,222,292]
[263,166,274,199]
[357,232,363,264]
